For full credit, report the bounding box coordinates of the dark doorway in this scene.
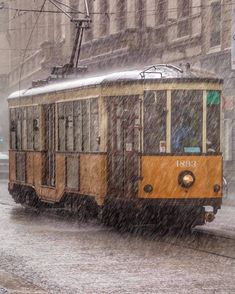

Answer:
[107,96,140,199]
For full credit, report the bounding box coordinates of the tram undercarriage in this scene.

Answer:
[9,183,220,230]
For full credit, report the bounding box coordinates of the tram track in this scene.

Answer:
[57,210,235,260]
[165,231,235,260]
[1,192,234,260]
[127,226,235,260]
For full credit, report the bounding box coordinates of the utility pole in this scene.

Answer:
[232,1,235,70]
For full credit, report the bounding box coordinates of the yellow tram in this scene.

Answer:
[8,64,223,228]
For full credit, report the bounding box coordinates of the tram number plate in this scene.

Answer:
[176,160,197,168]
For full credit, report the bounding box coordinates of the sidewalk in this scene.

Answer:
[196,203,235,239]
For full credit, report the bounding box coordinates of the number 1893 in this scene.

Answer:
[176,160,197,168]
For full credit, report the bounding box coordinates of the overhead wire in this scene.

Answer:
[1,1,234,17]
[18,0,47,93]
[2,0,225,33]
[52,0,81,13]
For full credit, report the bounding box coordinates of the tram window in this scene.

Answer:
[116,101,123,151]
[134,100,140,151]
[207,91,220,153]
[82,100,90,152]
[27,107,33,150]
[58,103,66,151]
[22,108,27,150]
[74,101,82,152]
[65,102,74,152]
[16,108,22,150]
[58,99,99,153]
[144,91,167,153]
[90,99,99,152]
[171,90,203,153]
[10,107,41,151]
[10,109,17,150]
[33,106,40,150]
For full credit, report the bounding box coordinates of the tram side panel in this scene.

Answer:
[8,96,108,206]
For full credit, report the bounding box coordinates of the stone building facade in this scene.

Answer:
[6,0,235,193]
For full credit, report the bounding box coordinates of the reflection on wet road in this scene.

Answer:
[0,182,234,293]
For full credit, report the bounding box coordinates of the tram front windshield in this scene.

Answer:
[171,90,203,154]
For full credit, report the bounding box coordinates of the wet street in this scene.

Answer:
[0,182,234,294]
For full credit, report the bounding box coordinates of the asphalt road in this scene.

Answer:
[0,182,234,294]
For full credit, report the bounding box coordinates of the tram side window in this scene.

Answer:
[58,103,66,151]
[82,100,90,151]
[16,108,22,150]
[171,90,203,153]
[10,109,17,149]
[207,91,220,153]
[33,106,40,150]
[144,91,167,153]
[65,102,74,152]
[90,99,99,152]
[10,107,40,151]
[58,99,99,152]
[74,101,82,151]
[22,108,27,150]
[27,107,33,150]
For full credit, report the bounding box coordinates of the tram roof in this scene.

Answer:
[8,64,223,99]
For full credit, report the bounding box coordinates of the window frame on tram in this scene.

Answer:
[206,90,221,153]
[143,88,221,155]
[9,106,40,151]
[171,90,203,154]
[143,90,167,154]
[57,98,100,153]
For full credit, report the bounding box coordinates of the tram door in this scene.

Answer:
[107,96,140,199]
[42,104,56,187]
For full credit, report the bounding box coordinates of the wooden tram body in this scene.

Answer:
[8,65,223,228]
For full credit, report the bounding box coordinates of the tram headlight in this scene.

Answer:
[178,170,195,189]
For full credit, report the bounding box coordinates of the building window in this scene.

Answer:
[178,0,190,18]
[100,0,110,36]
[117,0,127,31]
[210,1,221,47]
[178,19,190,37]
[156,0,167,25]
[136,0,145,28]
[177,0,190,37]
[155,27,166,43]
